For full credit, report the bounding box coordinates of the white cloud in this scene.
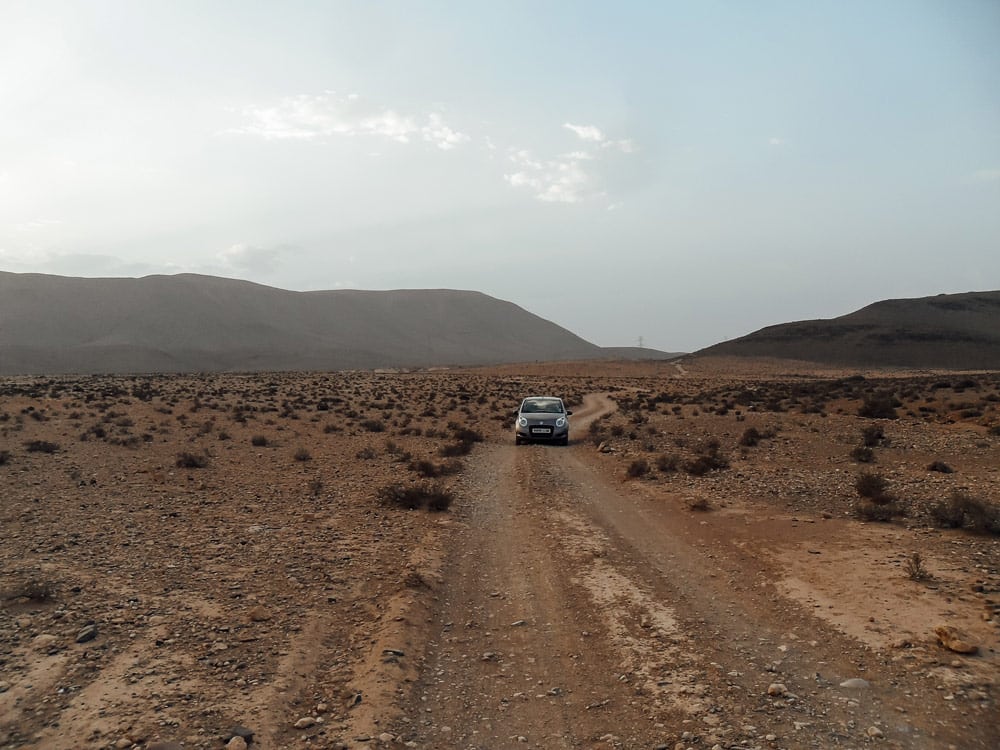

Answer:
[421,113,471,150]
[232,91,469,150]
[564,123,605,142]
[971,168,1000,183]
[504,123,636,204]
[218,242,292,273]
[768,137,784,147]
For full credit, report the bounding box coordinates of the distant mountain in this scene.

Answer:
[696,290,1000,369]
[0,272,673,375]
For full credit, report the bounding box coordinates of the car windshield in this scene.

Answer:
[522,399,563,414]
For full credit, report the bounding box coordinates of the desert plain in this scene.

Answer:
[1,358,997,750]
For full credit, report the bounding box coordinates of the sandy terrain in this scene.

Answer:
[1,360,997,749]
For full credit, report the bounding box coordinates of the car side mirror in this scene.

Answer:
[566,411,574,416]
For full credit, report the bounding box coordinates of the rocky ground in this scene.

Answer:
[0,359,997,749]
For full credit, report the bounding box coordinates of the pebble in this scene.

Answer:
[224,726,254,743]
[76,623,99,643]
[226,738,248,750]
[839,678,870,689]
[867,726,884,738]
[767,683,787,696]
[0,681,9,693]
[115,738,133,749]
[378,733,395,743]
[294,716,316,729]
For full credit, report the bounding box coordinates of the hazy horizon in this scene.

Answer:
[2,1,998,352]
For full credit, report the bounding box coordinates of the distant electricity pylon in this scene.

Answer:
[638,336,644,348]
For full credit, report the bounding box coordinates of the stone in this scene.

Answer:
[378,733,395,742]
[294,716,316,729]
[0,681,10,693]
[934,625,978,655]
[867,726,884,738]
[767,683,787,696]
[224,726,254,743]
[226,738,248,750]
[76,623,99,643]
[839,678,870,689]
[115,738,133,749]
[247,606,271,622]
[147,744,183,750]
[31,633,59,651]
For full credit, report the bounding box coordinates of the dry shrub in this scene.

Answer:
[176,451,209,468]
[626,458,649,479]
[293,447,312,462]
[0,449,10,465]
[858,392,899,419]
[931,491,1000,535]
[251,434,268,446]
[656,453,680,472]
[24,440,59,453]
[850,446,875,463]
[926,461,954,474]
[904,552,931,581]
[738,427,761,447]
[855,471,889,500]
[377,482,453,512]
[682,438,728,476]
[855,498,904,522]
[860,425,885,447]
[687,496,710,512]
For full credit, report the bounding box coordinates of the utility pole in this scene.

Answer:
[638,336,644,349]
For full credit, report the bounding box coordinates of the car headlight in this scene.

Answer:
[518,416,527,427]
[556,416,566,427]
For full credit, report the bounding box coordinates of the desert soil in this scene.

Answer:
[1,359,997,750]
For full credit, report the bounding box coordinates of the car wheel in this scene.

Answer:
[559,436,569,446]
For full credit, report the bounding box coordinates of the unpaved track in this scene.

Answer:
[392,395,992,749]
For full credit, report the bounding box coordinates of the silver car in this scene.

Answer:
[515,396,572,445]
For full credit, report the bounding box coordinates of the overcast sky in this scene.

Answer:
[1,1,998,352]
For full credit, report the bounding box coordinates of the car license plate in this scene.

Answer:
[530,427,552,435]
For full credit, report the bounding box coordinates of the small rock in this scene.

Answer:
[147,744,184,750]
[31,633,59,651]
[293,717,316,729]
[765,734,777,742]
[315,703,328,714]
[224,726,254,743]
[247,606,271,622]
[76,623,99,644]
[934,625,978,655]
[378,733,395,743]
[226,738,248,750]
[0,681,10,693]
[115,738,133,749]
[767,683,787,696]
[867,726,884,739]
[839,678,870,689]
[511,620,527,627]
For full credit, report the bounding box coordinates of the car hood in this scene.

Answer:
[520,413,566,422]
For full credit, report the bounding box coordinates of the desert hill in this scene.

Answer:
[0,272,676,375]
[697,290,1000,369]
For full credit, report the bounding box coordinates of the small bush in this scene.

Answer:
[626,459,650,479]
[356,447,378,460]
[439,441,473,457]
[308,478,323,496]
[858,392,899,419]
[682,438,729,476]
[687,496,710,512]
[855,498,903,522]
[251,435,268,447]
[738,427,761,447]
[904,552,931,581]
[855,471,889,501]
[24,440,59,453]
[293,447,312,462]
[860,425,885,447]
[361,419,385,433]
[0,449,10,466]
[988,425,1000,437]
[377,482,454,512]
[656,453,680,472]
[931,491,1000,534]
[926,460,953,474]
[176,451,209,469]
[850,446,875,463]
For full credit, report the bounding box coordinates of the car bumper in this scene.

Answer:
[516,426,569,441]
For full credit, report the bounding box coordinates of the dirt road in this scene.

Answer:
[389,395,994,749]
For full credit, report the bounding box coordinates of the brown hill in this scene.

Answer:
[0,272,622,375]
[697,290,1000,369]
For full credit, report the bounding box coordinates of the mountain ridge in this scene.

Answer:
[695,290,1000,369]
[0,271,675,375]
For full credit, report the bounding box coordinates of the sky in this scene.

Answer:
[1,1,998,352]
